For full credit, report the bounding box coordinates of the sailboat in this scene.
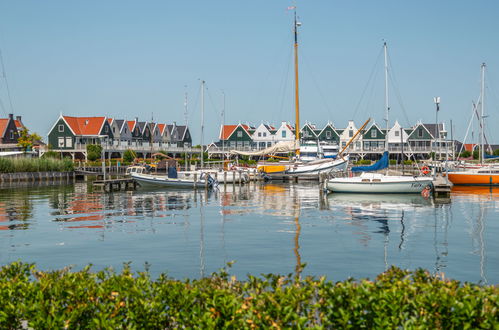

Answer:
[326,42,433,194]
[447,63,499,186]
[253,8,349,179]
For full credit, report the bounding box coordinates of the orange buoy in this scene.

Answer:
[421,166,430,175]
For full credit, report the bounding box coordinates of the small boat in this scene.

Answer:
[447,64,499,186]
[326,172,433,194]
[299,141,320,162]
[326,43,432,194]
[321,142,339,159]
[131,166,217,189]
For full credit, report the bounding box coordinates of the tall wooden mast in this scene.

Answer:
[293,9,301,156]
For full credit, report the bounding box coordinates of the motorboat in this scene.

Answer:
[130,166,217,189]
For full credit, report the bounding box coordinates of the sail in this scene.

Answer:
[351,151,389,172]
[230,141,299,156]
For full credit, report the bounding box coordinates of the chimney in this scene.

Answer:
[8,114,13,120]
[16,116,22,123]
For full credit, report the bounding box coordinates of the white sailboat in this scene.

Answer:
[326,42,433,194]
[251,8,348,179]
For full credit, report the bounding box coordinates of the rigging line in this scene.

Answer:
[386,53,411,127]
[277,46,293,123]
[0,48,14,115]
[0,96,7,116]
[352,46,384,121]
[299,49,333,120]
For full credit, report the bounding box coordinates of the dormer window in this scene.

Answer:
[58,124,64,132]
[349,130,353,137]
[418,128,423,137]
[85,120,89,125]
[395,131,400,137]
[372,130,377,138]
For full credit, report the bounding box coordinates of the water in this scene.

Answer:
[0,181,497,284]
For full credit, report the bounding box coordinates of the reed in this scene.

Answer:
[0,157,74,173]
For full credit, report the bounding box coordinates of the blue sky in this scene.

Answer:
[0,0,498,144]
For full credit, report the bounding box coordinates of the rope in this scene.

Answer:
[0,48,13,116]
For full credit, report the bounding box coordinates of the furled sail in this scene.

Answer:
[351,151,389,172]
[230,141,299,156]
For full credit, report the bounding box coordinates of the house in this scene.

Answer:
[339,120,361,152]
[252,123,275,149]
[300,123,318,141]
[176,125,192,148]
[274,122,295,143]
[0,114,21,147]
[219,124,253,149]
[361,122,385,153]
[47,115,113,158]
[316,122,340,145]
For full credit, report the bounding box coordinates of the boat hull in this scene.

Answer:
[132,173,209,188]
[447,172,499,186]
[259,157,349,180]
[327,175,433,194]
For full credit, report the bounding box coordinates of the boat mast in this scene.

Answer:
[480,63,485,164]
[383,42,390,153]
[222,91,225,161]
[184,88,188,170]
[293,8,301,156]
[200,80,205,169]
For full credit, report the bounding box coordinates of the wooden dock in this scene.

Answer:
[93,178,138,192]
[433,175,452,198]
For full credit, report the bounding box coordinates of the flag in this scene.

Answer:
[287,6,296,10]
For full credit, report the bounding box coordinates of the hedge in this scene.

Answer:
[0,158,74,173]
[0,262,497,328]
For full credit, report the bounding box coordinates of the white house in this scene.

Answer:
[339,120,362,152]
[252,123,276,149]
[274,121,295,143]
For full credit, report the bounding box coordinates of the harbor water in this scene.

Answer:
[0,181,497,284]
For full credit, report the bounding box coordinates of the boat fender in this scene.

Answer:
[421,166,430,175]
[421,185,431,198]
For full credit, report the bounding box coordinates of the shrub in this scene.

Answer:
[41,151,60,159]
[86,145,103,162]
[460,150,471,158]
[0,262,496,329]
[123,149,137,163]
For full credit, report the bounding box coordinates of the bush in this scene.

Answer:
[460,150,471,158]
[0,262,496,329]
[41,151,60,159]
[123,149,137,163]
[389,159,396,165]
[86,145,103,162]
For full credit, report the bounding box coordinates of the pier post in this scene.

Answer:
[194,173,198,190]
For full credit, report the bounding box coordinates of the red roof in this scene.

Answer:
[107,118,113,124]
[14,120,23,129]
[463,144,476,152]
[0,119,8,136]
[157,123,166,135]
[62,116,106,135]
[127,120,135,132]
[220,124,250,140]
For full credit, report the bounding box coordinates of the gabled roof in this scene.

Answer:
[14,120,23,129]
[107,118,113,124]
[157,123,166,135]
[62,116,107,136]
[220,124,251,140]
[127,120,136,132]
[136,121,147,134]
[114,119,125,131]
[0,119,9,137]
[177,125,188,140]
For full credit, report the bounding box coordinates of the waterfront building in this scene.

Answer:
[46,115,196,160]
[0,114,22,150]
[252,123,276,149]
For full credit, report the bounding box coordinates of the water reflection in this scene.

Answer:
[0,181,496,283]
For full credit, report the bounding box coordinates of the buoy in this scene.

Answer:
[421,166,430,175]
[421,185,431,198]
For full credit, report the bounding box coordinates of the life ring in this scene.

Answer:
[421,166,430,175]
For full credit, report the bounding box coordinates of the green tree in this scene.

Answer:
[123,149,137,163]
[17,128,42,151]
[86,144,103,162]
[459,150,471,158]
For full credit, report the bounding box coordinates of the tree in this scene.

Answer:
[123,149,137,163]
[17,128,42,151]
[86,144,103,162]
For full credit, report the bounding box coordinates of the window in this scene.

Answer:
[372,130,377,138]
[58,137,65,147]
[65,137,72,148]
[9,130,14,139]
[418,128,423,137]
[104,126,108,133]
[326,131,331,139]
[113,127,116,133]
[58,124,64,132]
[263,132,266,137]
[258,132,261,137]
[349,130,353,137]
[237,131,242,138]
[395,131,399,137]
[282,131,286,138]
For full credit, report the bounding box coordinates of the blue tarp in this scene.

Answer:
[351,151,389,172]
[485,154,499,159]
[168,167,178,178]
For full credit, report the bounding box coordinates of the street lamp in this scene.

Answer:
[433,97,440,160]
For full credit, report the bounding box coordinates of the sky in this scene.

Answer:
[0,0,499,144]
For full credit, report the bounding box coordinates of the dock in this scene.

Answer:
[433,175,452,198]
[93,178,138,192]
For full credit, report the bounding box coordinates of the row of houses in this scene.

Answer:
[208,120,456,160]
[47,115,193,160]
[0,114,28,151]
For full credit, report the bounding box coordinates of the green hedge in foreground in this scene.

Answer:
[0,262,497,329]
[0,158,74,173]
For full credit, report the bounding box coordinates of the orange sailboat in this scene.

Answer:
[447,63,499,186]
